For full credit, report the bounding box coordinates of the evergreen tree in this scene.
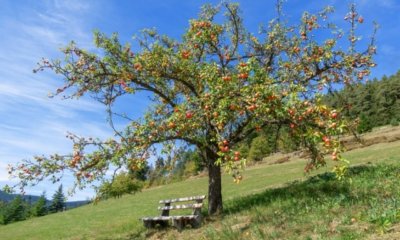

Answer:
[148,157,167,186]
[32,192,48,217]
[50,185,66,213]
[376,78,392,125]
[0,201,6,225]
[4,196,27,224]
[323,71,400,130]
[357,113,373,133]
[172,149,204,179]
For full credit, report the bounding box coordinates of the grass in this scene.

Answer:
[1,140,400,239]
[201,163,400,240]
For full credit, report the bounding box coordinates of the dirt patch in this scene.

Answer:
[260,125,400,166]
[230,216,251,232]
[341,125,400,151]
[269,156,291,165]
[367,223,400,240]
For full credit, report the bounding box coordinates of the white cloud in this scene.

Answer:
[0,0,113,200]
[53,0,91,12]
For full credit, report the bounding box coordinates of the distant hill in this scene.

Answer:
[65,200,91,209]
[0,190,90,209]
[0,190,41,203]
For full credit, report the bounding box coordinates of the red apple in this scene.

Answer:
[247,105,256,111]
[134,63,142,71]
[238,73,248,79]
[222,75,232,81]
[186,111,193,119]
[168,122,176,129]
[181,50,190,59]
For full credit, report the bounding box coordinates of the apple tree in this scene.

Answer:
[9,2,376,215]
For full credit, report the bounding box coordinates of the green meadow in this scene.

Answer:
[1,140,400,239]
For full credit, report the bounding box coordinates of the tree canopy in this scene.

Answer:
[8,2,376,215]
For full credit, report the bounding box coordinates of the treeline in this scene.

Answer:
[324,70,400,132]
[0,185,66,225]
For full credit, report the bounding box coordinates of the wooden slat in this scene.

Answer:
[159,195,206,204]
[142,195,206,229]
[171,215,197,220]
[142,215,198,221]
[142,216,172,221]
[158,203,203,211]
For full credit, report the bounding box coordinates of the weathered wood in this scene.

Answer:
[142,195,205,231]
[142,216,172,221]
[142,218,169,228]
[171,216,200,232]
[172,218,184,232]
[161,202,170,217]
[158,203,203,211]
[159,195,206,204]
[191,216,201,229]
[171,215,197,220]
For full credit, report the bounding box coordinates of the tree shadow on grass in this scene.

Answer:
[129,164,380,239]
[222,164,375,216]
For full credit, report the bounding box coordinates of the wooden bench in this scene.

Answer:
[141,195,206,231]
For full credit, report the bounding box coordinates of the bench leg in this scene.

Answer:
[190,217,202,229]
[158,220,169,228]
[143,220,169,229]
[172,219,184,232]
[143,220,155,228]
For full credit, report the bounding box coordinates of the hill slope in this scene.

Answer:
[0,191,42,203]
[0,140,400,239]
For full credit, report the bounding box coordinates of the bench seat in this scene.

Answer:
[141,195,206,231]
[142,214,198,221]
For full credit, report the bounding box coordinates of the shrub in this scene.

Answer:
[390,118,399,126]
[97,172,143,199]
[247,136,271,162]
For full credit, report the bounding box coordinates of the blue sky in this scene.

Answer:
[0,0,399,201]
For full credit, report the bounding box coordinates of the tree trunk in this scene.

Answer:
[207,159,223,215]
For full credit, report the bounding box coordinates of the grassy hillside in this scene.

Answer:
[1,139,400,239]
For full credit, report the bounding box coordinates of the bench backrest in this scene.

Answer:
[158,195,206,217]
